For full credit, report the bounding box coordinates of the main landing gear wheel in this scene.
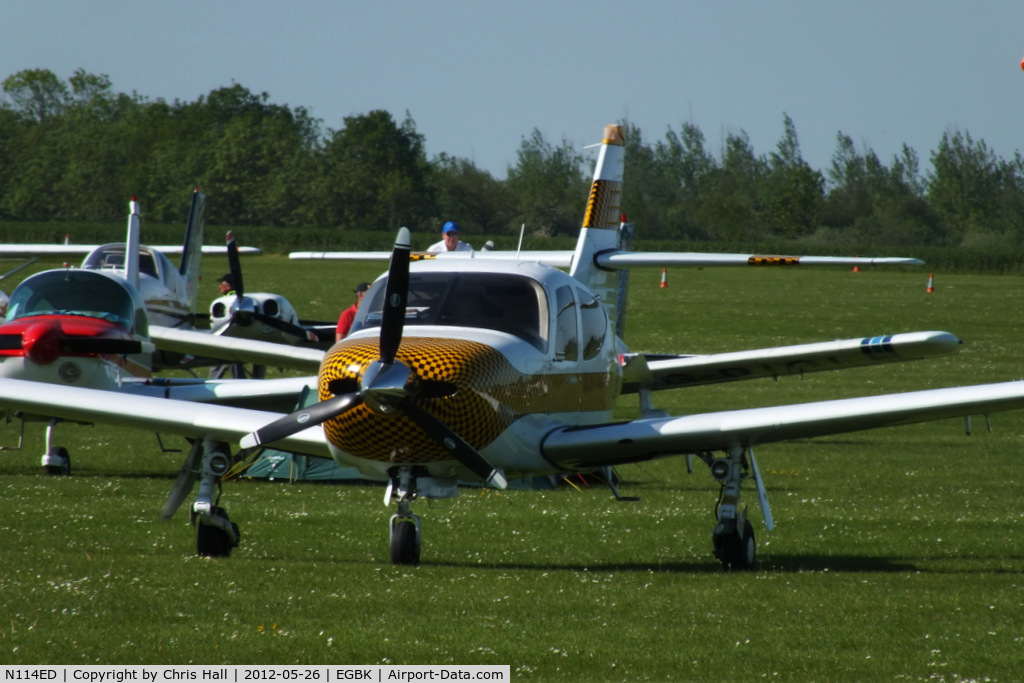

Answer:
[42,446,71,476]
[714,520,756,571]
[390,515,421,566]
[196,506,240,558]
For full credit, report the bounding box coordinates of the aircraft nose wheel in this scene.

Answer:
[714,520,756,570]
[390,514,421,566]
[196,506,240,558]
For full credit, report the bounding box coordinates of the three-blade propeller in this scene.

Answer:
[240,227,507,489]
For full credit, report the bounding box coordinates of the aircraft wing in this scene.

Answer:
[122,376,317,413]
[0,245,94,258]
[541,381,1024,470]
[0,378,330,458]
[593,252,923,268]
[290,250,574,267]
[0,245,261,258]
[290,249,921,270]
[149,325,325,372]
[621,331,963,393]
[156,245,262,255]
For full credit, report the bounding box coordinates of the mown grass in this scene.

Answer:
[0,255,1023,679]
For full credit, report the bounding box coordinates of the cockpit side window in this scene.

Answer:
[577,287,608,360]
[553,285,578,362]
[351,272,548,351]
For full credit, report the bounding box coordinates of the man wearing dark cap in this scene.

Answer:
[217,273,235,296]
[426,221,474,253]
[336,282,370,341]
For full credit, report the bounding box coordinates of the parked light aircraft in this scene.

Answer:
[206,231,334,359]
[0,194,312,474]
[3,125,1024,569]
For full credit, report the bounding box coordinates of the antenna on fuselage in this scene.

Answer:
[516,224,525,262]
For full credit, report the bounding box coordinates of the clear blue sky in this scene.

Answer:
[3,1,1023,181]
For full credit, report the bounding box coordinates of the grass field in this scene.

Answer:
[0,254,1022,679]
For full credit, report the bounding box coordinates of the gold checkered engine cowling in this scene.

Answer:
[319,337,615,465]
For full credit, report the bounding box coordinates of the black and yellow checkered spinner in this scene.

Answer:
[319,337,617,464]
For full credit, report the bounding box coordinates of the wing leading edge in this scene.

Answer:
[0,378,330,458]
[540,381,1024,471]
[621,331,963,393]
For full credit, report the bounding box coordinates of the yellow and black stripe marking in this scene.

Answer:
[582,179,623,229]
[747,256,801,266]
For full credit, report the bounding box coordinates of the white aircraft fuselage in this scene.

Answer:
[80,243,194,329]
[318,258,620,482]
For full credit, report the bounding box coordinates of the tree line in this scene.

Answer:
[3,68,1023,251]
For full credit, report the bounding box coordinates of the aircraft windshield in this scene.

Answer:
[353,272,548,351]
[5,270,136,328]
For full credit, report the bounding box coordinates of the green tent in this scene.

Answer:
[243,385,366,482]
[244,448,366,482]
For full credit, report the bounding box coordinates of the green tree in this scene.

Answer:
[823,134,943,247]
[2,68,69,122]
[429,153,511,237]
[702,131,769,241]
[318,110,434,231]
[504,129,587,237]
[927,129,1002,245]
[625,121,716,239]
[761,114,824,238]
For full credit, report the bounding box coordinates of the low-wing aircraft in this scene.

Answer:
[2,125,1022,570]
[0,194,309,474]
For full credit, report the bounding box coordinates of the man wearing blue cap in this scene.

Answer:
[427,221,474,253]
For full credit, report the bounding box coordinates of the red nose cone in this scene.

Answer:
[23,321,62,365]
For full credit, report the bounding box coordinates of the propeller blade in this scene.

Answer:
[225,231,244,298]
[60,337,147,355]
[0,335,22,351]
[161,441,203,521]
[379,227,411,365]
[240,392,362,450]
[400,399,507,489]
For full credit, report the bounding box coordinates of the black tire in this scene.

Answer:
[196,507,239,558]
[716,521,756,571]
[43,447,71,476]
[390,518,420,566]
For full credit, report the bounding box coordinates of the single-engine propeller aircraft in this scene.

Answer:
[206,232,335,364]
[0,194,311,474]
[3,125,1024,569]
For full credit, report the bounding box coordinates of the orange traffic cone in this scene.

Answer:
[926,273,934,293]
[852,264,860,273]
[659,268,668,288]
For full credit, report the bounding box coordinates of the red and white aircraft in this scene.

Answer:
[0,192,315,474]
[0,125,1020,569]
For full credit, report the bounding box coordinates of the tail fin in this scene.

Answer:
[179,189,207,314]
[125,197,142,290]
[569,124,628,335]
